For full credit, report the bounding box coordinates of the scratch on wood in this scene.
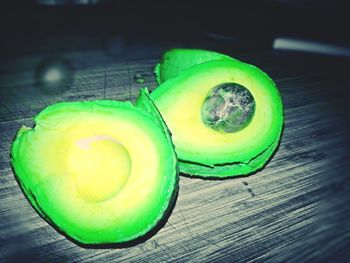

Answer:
[103,64,106,99]
[166,221,178,232]
[179,208,194,241]
[242,181,256,198]
[156,240,174,260]
[126,60,132,101]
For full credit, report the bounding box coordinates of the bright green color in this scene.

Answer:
[151,49,284,178]
[155,48,233,84]
[11,88,178,244]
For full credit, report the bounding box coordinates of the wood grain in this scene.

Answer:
[0,46,349,262]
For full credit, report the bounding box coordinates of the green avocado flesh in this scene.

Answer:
[151,49,284,178]
[10,88,178,244]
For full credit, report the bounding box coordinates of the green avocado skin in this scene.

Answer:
[155,48,234,84]
[152,49,284,178]
[10,88,179,245]
[179,135,281,178]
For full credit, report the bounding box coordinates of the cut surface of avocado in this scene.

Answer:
[151,49,284,178]
[10,88,178,244]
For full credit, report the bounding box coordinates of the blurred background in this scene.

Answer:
[1,0,350,57]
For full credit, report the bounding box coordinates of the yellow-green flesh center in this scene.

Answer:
[68,135,131,202]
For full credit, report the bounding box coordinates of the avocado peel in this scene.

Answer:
[155,48,234,84]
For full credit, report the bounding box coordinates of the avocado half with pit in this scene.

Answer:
[151,49,284,177]
[10,88,178,244]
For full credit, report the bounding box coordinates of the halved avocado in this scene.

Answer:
[10,88,178,244]
[151,49,284,178]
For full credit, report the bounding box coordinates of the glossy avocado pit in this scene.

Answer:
[10,88,179,245]
[201,82,255,133]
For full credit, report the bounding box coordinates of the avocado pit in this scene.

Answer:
[201,82,255,133]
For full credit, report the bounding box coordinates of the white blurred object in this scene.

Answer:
[273,37,350,57]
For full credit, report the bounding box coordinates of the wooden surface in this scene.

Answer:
[1,43,350,262]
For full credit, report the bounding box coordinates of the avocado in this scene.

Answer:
[151,49,284,178]
[10,88,178,244]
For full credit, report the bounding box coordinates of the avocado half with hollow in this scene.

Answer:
[151,49,284,178]
[10,88,178,244]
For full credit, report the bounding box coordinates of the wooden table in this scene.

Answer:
[1,42,349,262]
